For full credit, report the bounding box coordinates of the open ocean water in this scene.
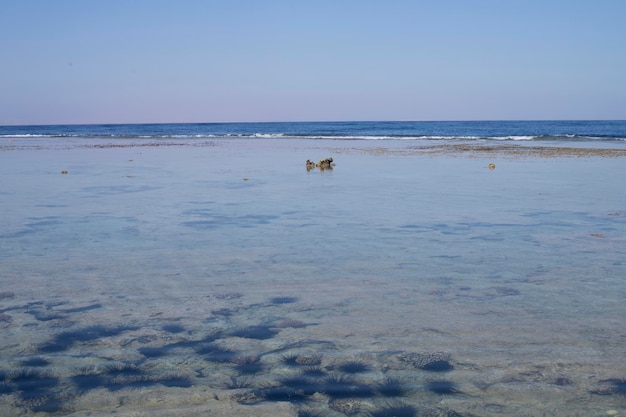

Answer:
[0,121,625,416]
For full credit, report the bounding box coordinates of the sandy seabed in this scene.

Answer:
[0,138,625,416]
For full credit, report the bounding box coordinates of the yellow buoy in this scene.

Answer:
[488,163,496,170]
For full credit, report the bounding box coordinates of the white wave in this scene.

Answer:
[490,136,537,141]
[0,134,49,138]
[253,133,285,138]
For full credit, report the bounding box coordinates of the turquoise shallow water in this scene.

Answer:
[0,138,625,416]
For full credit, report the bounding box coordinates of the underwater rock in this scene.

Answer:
[329,398,364,416]
[316,157,335,170]
[398,352,453,372]
[306,157,335,171]
[590,378,626,395]
[277,319,308,328]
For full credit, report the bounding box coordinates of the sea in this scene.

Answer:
[0,121,625,416]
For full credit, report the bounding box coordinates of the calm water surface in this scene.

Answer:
[0,137,624,416]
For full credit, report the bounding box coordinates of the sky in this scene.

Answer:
[1,1,625,125]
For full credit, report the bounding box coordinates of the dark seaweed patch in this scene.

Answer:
[300,366,326,379]
[27,396,64,413]
[138,346,169,358]
[162,324,186,334]
[103,363,143,377]
[224,377,253,389]
[71,374,106,392]
[212,308,236,316]
[280,354,301,366]
[0,382,13,395]
[9,369,59,393]
[5,369,64,412]
[376,377,411,397]
[255,385,308,402]
[320,374,374,399]
[197,344,237,363]
[368,402,419,417]
[234,362,264,375]
[235,363,264,375]
[336,361,372,374]
[231,325,279,340]
[71,363,142,393]
[27,309,65,322]
[278,375,318,396]
[159,377,193,388]
[21,357,50,367]
[61,303,102,313]
[71,363,190,392]
[270,296,299,304]
[426,380,459,395]
[39,325,136,353]
[297,409,331,417]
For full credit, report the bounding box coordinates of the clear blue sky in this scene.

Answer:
[1,1,625,125]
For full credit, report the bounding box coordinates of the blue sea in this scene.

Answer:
[2,120,626,142]
[0,121,625,416]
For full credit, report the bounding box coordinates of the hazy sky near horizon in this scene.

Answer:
[1,1,625,125]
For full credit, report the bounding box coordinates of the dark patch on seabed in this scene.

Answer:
[38,325,138,353]
[182,213,279,230]
[59,303,102,313]
[80,185,161,196]
[0,217,62,238]
[269,296,299,304]
[230,324,280,340]
[1,295,479,416]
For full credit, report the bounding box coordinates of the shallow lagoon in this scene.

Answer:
[1,138,625,416]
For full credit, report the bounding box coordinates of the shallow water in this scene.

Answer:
[1,138,625,416]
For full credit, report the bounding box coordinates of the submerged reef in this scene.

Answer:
[590,378,626,395]
[398,351,454,372]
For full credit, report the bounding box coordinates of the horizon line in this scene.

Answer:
[2,118,626,128]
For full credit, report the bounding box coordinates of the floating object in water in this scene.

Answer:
[488,163,496,170]
[61,170,68,174]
